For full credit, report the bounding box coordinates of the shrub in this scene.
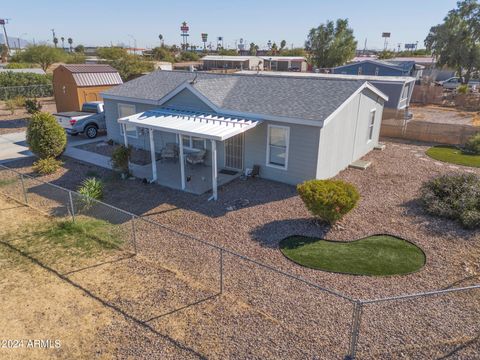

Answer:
[420,173,480,229]
[32,157,63,175]
[457,84,469,94]
[464,133,480,155]
[24,98,42,114]
[111,145,131,175]
[26,111,67,159]
[297,179,360,224]
[78,177,104,201]
[4,95,25,114]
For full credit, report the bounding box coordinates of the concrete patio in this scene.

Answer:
[132,159,241,195]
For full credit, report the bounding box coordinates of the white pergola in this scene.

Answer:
[118,108,261,200]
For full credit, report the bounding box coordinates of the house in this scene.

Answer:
[333,59,424,79]
[238,71,415,120]
[53,64,123,112]
[259,56,308,72]
[101,71,387,199]
[201,56,264,71]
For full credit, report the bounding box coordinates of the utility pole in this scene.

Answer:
[0,18,11,52]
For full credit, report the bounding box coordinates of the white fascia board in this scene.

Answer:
[322,82,389,127]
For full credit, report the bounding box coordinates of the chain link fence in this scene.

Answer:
[0,84,53,100]
[1,163,479,359]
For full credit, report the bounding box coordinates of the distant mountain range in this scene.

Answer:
[0,34,30,48]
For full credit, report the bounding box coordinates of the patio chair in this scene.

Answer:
[160,143,179,162]
[186,149,207,166]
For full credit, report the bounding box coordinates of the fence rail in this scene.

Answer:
[0,163,479,359]
[0,84,53,100]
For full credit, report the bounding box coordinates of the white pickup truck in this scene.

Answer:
[54,101,106,138]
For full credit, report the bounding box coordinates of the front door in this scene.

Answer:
[224,134,244,170]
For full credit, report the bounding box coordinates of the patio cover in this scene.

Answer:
[118,108,262,141]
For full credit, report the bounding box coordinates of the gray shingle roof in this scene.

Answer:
[103,71,367,121]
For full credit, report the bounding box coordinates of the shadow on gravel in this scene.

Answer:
[0,240,210,359]
[401,199,478,240]
[249,218,331,248]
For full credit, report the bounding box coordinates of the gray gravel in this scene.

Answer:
[3,139,480,359]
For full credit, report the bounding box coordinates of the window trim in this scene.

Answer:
[181,135,207,151]
[367,109,376,142]
[118,103,138,139]
[266,124,290,170]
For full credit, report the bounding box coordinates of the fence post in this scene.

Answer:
[19,174,28,204]
[68,191,75,222]
[131,215,137,254]
[346,300,363,360]
[219,248,224,294]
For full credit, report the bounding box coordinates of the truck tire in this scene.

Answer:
[85,124,98,139]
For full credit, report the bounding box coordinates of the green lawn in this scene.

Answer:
[279,235,425,276]
[426,146,480,168]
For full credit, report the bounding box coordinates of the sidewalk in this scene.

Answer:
[0,131,33,164]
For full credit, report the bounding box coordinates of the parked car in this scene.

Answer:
[437,77,480,90]
[54,101,105,138]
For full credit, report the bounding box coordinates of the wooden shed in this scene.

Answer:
[53,64,123,112]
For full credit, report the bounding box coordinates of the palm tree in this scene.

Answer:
[61,37,65,50]
[53,37,58,48]
[280,40,287,51]
[68,38,73,52]
[249,42,257,56]
[158,34,164,47]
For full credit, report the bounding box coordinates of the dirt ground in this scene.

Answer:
[410,104,480,125]
[0,97,56,135]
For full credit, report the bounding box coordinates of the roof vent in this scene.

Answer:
[189,72,198,84]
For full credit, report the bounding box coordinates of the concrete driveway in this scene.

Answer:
[0,131,106,164]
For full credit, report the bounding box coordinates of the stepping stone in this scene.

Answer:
[420,158,429,161]
[434,162,444,166]
[349,160,372,170]
[448,165,459,170]
[374,143,386,151]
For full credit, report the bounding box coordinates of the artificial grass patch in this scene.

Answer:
[426,146,480,168]
[279,235,425,276]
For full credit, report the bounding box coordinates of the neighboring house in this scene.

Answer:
[333,59,424,79]
[259,56,308,72]
[202,56,264,71]
[101,71,387,199]
[0,68,46,75]
[53,64,123,112]
[238,71,415,120]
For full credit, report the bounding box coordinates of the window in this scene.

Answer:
[368,110,376,141]
[358,66,363,75]
[266,125,289,169]
[181,135,206,150]
[375,67,379,76]
[118,103,138,138]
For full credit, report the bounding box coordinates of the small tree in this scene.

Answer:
[17,45,66,71]
[111,145,131,177]
[297,179,360,224]
[26,112,67,159]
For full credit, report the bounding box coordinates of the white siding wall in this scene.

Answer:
[316,89,384,179]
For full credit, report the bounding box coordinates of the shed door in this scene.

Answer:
[224,134,244,170]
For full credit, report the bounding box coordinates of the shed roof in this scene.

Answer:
[62,64,119,73]
[103,70,386,123]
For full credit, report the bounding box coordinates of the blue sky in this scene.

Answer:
[2,0,458,50]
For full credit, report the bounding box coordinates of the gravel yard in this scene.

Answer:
[0,97,56,135]
[2,139,480,358]
[410,104,480,125]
